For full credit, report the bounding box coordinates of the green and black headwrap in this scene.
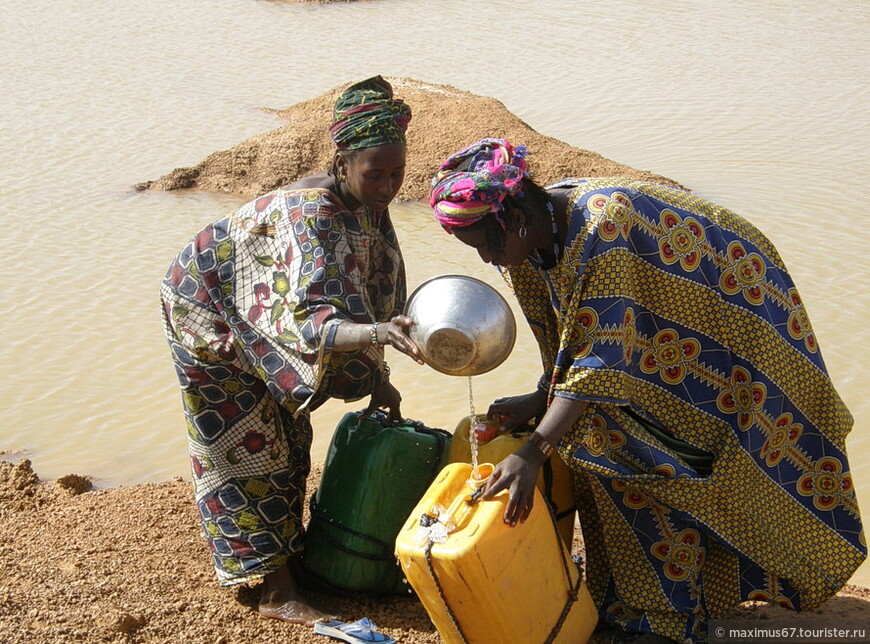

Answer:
[329,76,412,150]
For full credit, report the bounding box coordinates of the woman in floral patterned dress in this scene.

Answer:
[160,77,422,625]
[429,138,865,643]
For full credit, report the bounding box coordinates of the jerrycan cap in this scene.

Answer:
[467,463,494,490]
[472,419,500,443]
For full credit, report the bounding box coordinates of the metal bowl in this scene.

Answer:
[404,275,516,377]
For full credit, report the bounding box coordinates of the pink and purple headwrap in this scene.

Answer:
[429,138,528,232]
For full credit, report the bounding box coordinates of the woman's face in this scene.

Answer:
[340,143,406,213]
[453,213,531,267]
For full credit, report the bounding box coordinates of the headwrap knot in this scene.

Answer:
[330,76,412,150]
[429,138,528,232]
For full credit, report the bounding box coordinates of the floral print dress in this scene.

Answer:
[160,187,405,586]
[502,178,865,642]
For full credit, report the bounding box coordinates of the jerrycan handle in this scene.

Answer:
[353,408,428,439]
[355,408,450,439]
[354,409,450,481]
[358,407,408,427]
[353,409,392,436]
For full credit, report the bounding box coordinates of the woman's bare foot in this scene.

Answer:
[258,563,337,625]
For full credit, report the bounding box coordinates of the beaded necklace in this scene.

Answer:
[532,199,562,270]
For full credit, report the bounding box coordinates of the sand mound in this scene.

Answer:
[0,459,44,514]
[135,78,681,202]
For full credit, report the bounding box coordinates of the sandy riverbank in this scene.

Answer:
[1,458,868,643]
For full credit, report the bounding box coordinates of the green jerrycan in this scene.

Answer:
[302,409,451,595]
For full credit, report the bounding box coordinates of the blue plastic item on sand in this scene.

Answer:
[313,618,396,644]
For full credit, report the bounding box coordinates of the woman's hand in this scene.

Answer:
[487,389,548,432]
[331,318,424,364]
[362,380,402,423]
[379,315,424,365]
[483,395,589,527]
[480,443,547,526]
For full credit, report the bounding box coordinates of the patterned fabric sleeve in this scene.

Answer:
[287,213,369,345]
[227,189,388,411]
[501,262,560,391]
[548,249,636,404]
[367,207,407,323]
[546,182,667,405]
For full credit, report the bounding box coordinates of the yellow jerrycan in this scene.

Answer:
[395,462,598,644]
[447,414,576,547]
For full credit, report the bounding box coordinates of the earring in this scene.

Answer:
[518,226,527,238]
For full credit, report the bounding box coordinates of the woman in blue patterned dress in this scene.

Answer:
[429,138,865,643]
[160,76,423,625]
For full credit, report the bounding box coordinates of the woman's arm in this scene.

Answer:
[331,316,424,364]
[502,262,560,387]
[481,395,588,526]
